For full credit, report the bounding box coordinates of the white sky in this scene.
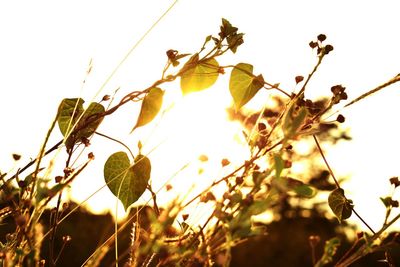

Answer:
[1,0,400,231]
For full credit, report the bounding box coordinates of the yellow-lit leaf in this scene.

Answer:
[104,152,151,211]
[78,102,105,138]
[180,54,219,94]
[294,184,317,198]
[131,87,164,132]
[57,98,84,137]
[229,63,264,109]
[57,98,104,149]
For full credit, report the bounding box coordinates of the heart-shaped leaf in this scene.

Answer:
[328,188,353,222]
[78,102,105,138]
[104,152,151,211]
[229,63,264,109]
[131,87,164,132]
[57,98,104,149]
[180,54,219,94]
[57,98,85,137]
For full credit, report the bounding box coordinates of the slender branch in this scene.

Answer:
[49,149,74,267]
[372,212,400,240]
[147,183,160,216]
[297,53,324,97]
[335,236,361,265]
[312,135,340,188]
[344,73,400,108]
[95,131,135,159]
[313,135,375,234]
[6,140,63,183]
[352,209,375,235]
[337,211,400,267]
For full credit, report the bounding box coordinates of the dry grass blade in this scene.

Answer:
[344,73,400,108]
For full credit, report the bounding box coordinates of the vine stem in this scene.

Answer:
[312,135,340,188]
[344,73,400,108]
[337,212,400,267]
[313,135,375,234]
[95,132,135,159]
[49,150,74,267]
[297,52,324,97]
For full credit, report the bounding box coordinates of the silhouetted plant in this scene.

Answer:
[1,17,400,267]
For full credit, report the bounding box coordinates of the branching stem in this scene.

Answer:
[313,135,375,234]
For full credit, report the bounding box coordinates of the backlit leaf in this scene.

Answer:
[57,98,84,137]
[294,184,317,198]
[180,54,219,94]
[57,98,104,149]
[220,18,238,38]
[229,63,264,109]
[285,177,317,197]
[328,188,353,222]
[131,87,164,132]
[78,102,105,138]
[104,152,151,211]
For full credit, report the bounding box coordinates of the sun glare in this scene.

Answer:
[78,85,252,220]
[145,87,250,206]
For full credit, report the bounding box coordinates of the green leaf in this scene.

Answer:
[229,63,264,109]
[78,102,105,138]
[180,54,219,94]
[274,154,284,179]
[286,177,317,198]
[131,87,164,132]
[104,152,151,211]
[57,98,104,149]
[294,184,317,198]
[328,188,353,222]
[57,98,85,137]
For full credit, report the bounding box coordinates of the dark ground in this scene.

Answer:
[1,202,399,266]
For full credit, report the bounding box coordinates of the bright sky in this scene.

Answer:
[1,1,400,231]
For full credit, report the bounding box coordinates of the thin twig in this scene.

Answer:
[297,53,324,96]
[312,135,340,188]
[95,131,135,159]
[344,73,400,108]
[336,237,361,266]
[313,135,375,234]
[147,184,160,216]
